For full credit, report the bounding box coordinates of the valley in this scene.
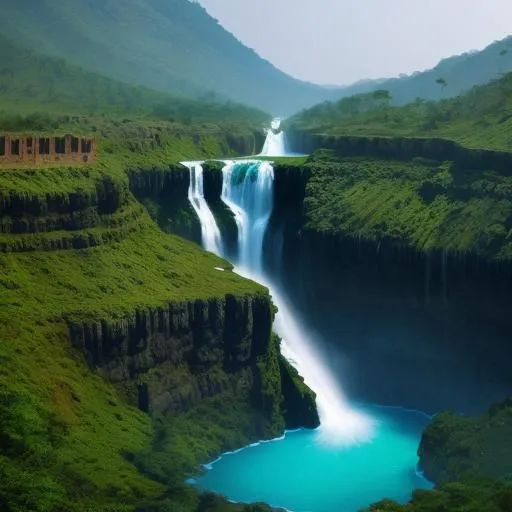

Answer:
[2,3,512,511]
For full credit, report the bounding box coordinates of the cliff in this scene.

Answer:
[365,399,512,512]
[418,398,512,484]
[69,294,275,415]
[0,152,318,512]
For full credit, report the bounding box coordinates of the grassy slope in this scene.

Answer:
[0,157,272,512]
[0,39,276,508]
[302,151,512,259]
[0,0,332,115]
[289,72,512,152]
[0,34,270,127]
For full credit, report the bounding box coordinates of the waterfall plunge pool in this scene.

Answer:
[183,122,433,512]
[189,405,433,512]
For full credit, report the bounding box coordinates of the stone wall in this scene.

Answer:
[0,134,96,166]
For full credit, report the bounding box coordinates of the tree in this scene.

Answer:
[436,77,448,89]
[499,48,508,75]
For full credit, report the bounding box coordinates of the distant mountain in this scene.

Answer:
[288,69,512,152]
[0,0,335,116]
[0,34,270,126]
[332,36,512,105]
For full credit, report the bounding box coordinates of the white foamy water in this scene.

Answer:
[183,122,374,445]
[182,161,223,254]
[220,157,374,445]
[259,118,289,157]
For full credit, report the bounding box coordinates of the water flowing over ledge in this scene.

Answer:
[182,161,223,254]
[182,124,374,444]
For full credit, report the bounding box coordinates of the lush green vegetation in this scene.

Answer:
[368,478,512,512]
[289,72,512,151]
[0,93,290,512]
[0,0,333,115]
[0,34,270,129]
[418,398,512,485]
[328,36,512,107]
[300,150,512,259]
[367,399,512,512]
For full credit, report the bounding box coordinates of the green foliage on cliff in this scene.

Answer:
[289,72,512,152]
[302,151,512,259]
[0,0,331,115]
[418,398,512,484]
[0,127,321,511]
[0,148,280,512]
[367,399,512,512]
[368,478,512,512]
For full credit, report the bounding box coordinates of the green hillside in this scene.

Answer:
[0,0,332,116]
[0,34,270,128]
[289,72,512,151]
[334,36,512,106]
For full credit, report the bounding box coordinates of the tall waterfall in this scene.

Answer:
[221,160,373,444]
[259,118,289,157]
[221,160,274,274]
[183,161,223,254]
[183,125,373,444]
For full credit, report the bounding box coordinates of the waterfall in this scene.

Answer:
[182,126,373,444]
[183,161,223,254]
[259,118,289,157]
[221,159,374,445]
[221,160,274,274]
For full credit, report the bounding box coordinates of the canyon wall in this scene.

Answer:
[143,153,512,414]
[287,131,512,174]
[69,292,318,434]
[267,152,512,414]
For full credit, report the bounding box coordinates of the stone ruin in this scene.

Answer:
[0,134,96,166]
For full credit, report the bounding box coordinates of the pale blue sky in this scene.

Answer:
[199,0,512,85]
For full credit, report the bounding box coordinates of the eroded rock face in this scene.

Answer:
[287,132,512,175]
[69,293,319,433]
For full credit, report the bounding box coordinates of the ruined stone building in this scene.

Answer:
[0,135,96,166]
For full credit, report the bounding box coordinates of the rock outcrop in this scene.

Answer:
[69,293,319,433]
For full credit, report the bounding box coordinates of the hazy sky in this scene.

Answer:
[199,0,512,85]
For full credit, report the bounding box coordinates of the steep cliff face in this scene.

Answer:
[287,132,512,175]
[69,294,271,411]
[0,153,320,512]
[263,154,512,414]
[130,162,240,257]
[128,164,202,243]
[68,290,318,433]
[133,153,512,414]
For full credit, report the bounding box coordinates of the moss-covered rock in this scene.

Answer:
[418,398,512,485]
[365,399,512,512]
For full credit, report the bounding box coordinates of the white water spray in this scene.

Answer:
[182,161,223,254]
[221,158,374,445]
[183,122,373,445]
[259,118,289,157]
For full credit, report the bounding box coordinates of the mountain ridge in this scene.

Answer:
[330,35,512,105]
[0,0,334,116]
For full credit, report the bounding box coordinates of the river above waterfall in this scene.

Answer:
[192,405,433,512]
